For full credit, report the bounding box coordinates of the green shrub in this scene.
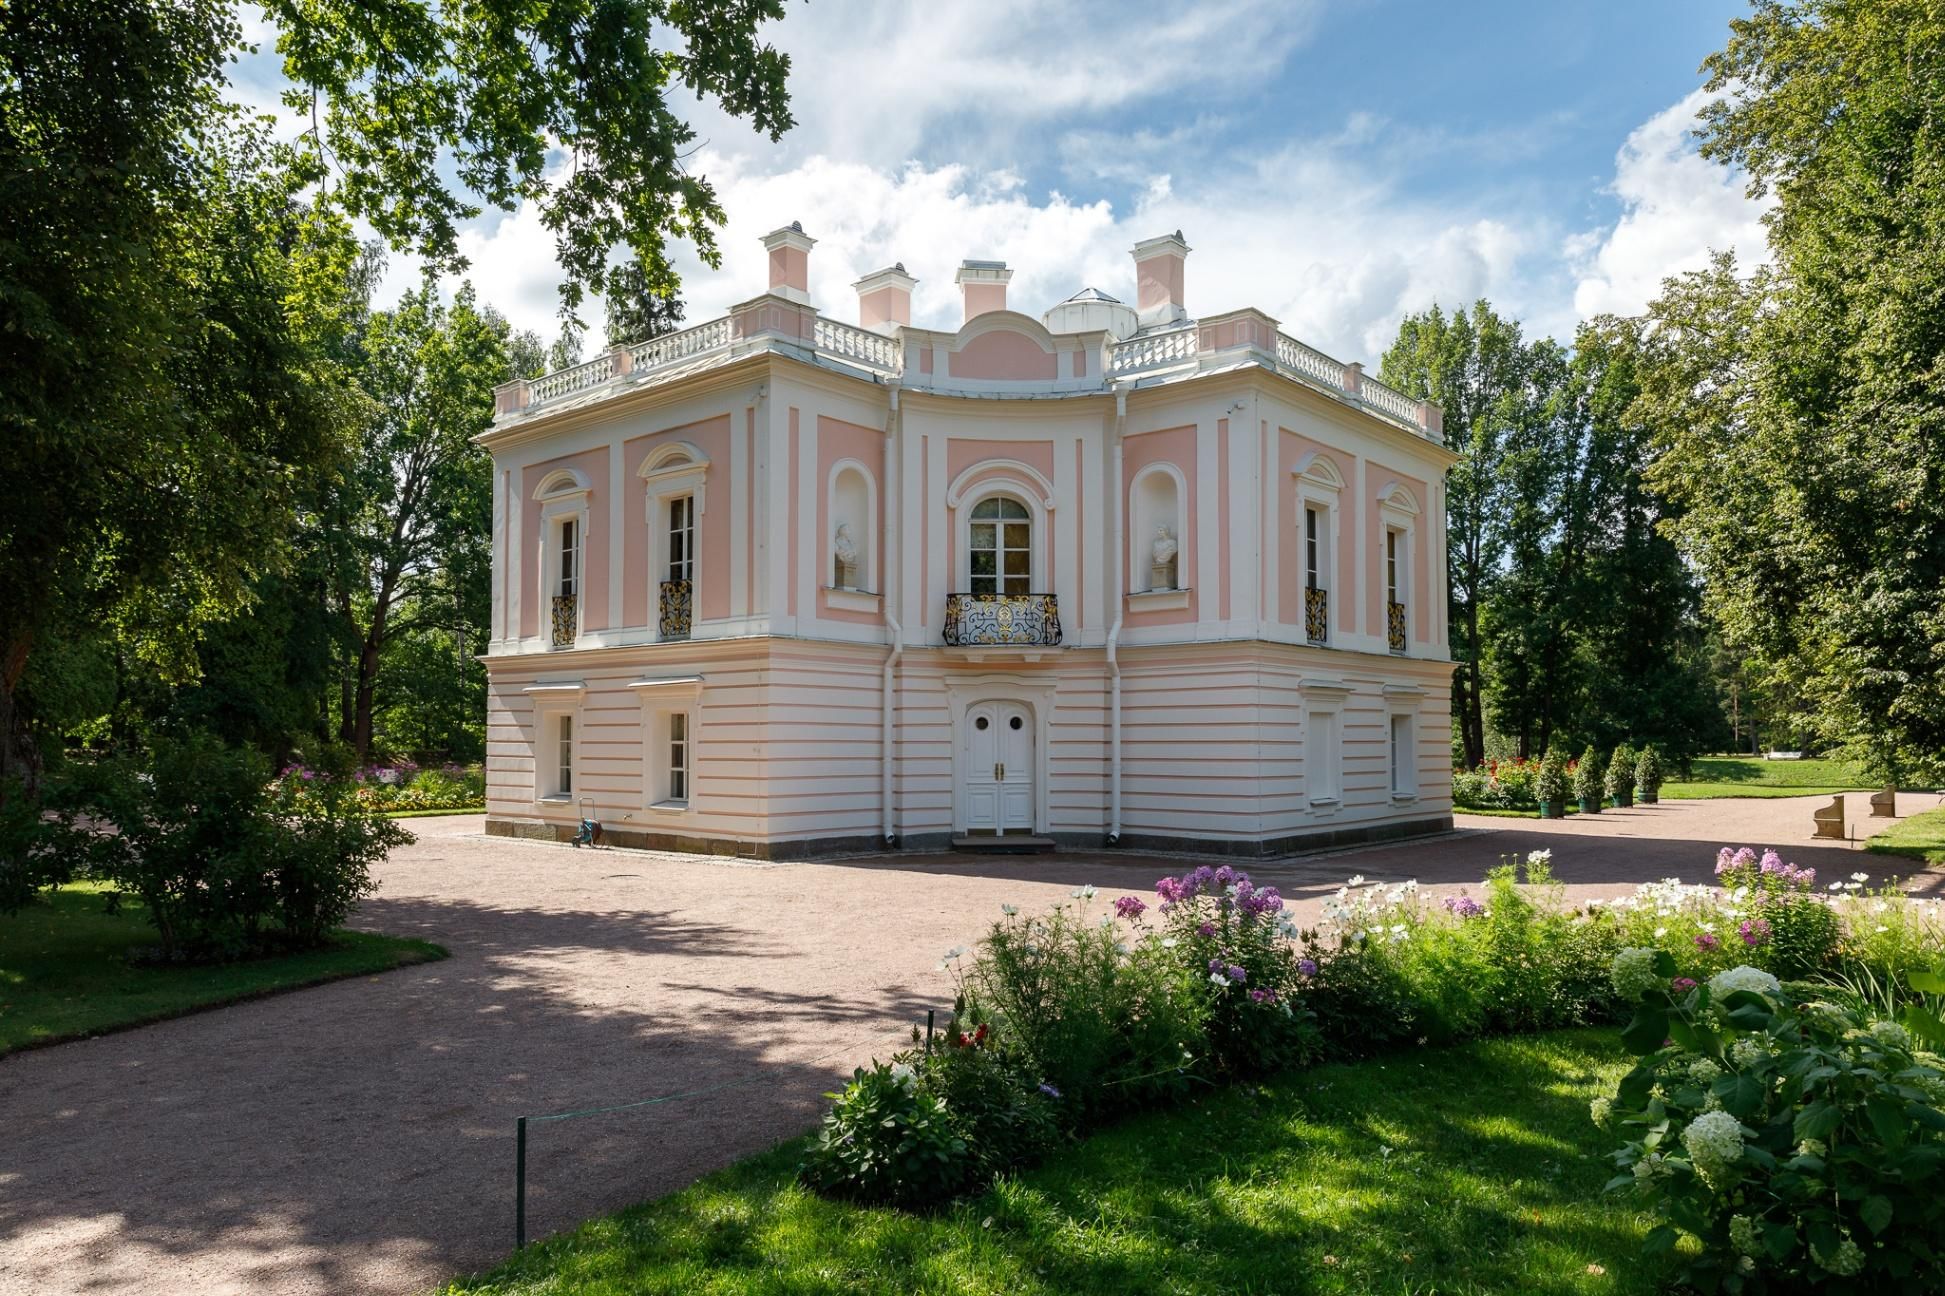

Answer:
[801,1062,972,1206]
[910,1015,1061,1181]
[1537,746,1569,804]
[61,734,406,961]
[1605,745,1634,798]
[961,891,1205,1121]
[0,779,74,914]
[1575,746,1603,803]
[1601,963,1945,1291]
[1636,746,1663,796]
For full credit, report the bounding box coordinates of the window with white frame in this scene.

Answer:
[534,470,591,649]
[553,714,574,798]
[1386,528,1401,606]
[668,711,689,803]
[1304,705,1341,803]
[559,517,580,599]
[667,495,694,582]
[969,497,1031,596]
[1390,713,1415,797]
[1305,506,1323,593]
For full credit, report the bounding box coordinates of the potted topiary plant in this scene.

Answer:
[1536,746,1568,819]
[1635,746,1662,804]
[1606,744,1635,808]
[1575,745,1603,814]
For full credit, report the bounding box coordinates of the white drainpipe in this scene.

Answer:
[1106,384,1127,845]
[880,382,903,846]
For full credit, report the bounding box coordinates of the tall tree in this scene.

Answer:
[604,258,686,346]
[1650,1,1945,780]
[1380,302,1552,767]
[331,286,508,760]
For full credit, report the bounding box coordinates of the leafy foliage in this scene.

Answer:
[1604,971,1945,1292]
[802,1062,972,1207]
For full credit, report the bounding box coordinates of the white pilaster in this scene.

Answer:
[1195,418,1220,636]
[607,441,624,629]
[731,402,750,617]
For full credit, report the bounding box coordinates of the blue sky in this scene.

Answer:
[233,0,1770,362]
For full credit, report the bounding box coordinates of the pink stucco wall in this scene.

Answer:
[816,415,886,624]
[620,414,733,628]
[1276,430,1356,633]
[520,447,612,638]
[947,328,1058,381]
[1122,424,1197,627]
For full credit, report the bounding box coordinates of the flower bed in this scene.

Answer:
[275,761,485,814]
[801,847,1945,1211]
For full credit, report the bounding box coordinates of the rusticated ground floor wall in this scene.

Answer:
[483,636,1454,858]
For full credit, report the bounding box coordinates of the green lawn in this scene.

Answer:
[1867,805,1945,867]
[0,883,446,1056]
[445,1029,1670,1296]
[1659,755,1869,800]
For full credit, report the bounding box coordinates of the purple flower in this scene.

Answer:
[1213,865,1237,888]
[1226,964,1247,983]
[1114,895,1148,921]
[1197,921,1216,938]
[1695,932,1720,951]
[1671,977,1698,992]
[1155,877,1188,904]
[1038,1083,1062,1099]
[1739,917,1771,947]
[1188,866,1216,891]
[1249,988,1277,1005]
[1442,895,1484,919]
[1240,885,1284,918]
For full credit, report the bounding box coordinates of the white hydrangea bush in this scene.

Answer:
[1598,963,1945,1290]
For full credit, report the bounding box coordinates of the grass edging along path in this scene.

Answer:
[443,1029,1668,1296]
[0,883,447,1057]
[1867,805,1945,867]
[384,806,486,819]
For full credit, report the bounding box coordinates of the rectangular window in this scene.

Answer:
[1386,528,1400,605]
[1304,507,1321,591]
[559,518,579,598]
[556,714,574,797]
[1390,714,1413,796]
[667,495,694,582]
[668,712,689,803]
[1306,709,1340,802]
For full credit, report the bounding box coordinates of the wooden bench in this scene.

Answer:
[1812,795,1846,840]
[1870,787,1897,818]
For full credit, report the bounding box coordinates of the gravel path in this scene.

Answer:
[2,792,1938,1295]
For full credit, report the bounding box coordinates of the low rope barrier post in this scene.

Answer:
[515,1116,528,1251]
[925,1009,935,1055]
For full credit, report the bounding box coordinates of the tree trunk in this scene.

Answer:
[0,631,39,799]
[1461,597,1485,768]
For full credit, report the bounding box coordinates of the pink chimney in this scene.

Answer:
[854,263,917,334]
[1132,231,1190,328]
[955,260,1012,322]
[760,222,815,305]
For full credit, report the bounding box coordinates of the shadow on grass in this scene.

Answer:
[446,1029,1673,1296]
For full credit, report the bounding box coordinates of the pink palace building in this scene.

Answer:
[481,226,1458,857]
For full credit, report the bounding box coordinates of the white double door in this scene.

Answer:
[963,702,1035,834]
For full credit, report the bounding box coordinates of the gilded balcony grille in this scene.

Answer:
[1304,587,1329,646]
[1387,600,1407,654]
[659,579,693,641]
[550,594,578,648]
[943,593,1062,647]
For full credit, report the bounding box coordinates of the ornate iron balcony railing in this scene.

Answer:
[1305,587,1329,646]
[550,594,578,648]
[1387,600,1407,654]
[943,593,1062,647]
[659,579,693,641]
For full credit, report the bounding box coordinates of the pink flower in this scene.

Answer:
[1113,895,1147,921]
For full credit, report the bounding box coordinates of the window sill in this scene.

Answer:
[646,799,691,814]
[1391,793,1419,805]
[1125,587,1191,611]
[537,795,573,806]
[822,587,881,614]
[1309,796,1341,817]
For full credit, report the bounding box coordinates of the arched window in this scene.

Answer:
[970,497,1031,596]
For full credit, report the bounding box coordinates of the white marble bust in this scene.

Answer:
[834,523,858,566]
[1151,524,1177,568]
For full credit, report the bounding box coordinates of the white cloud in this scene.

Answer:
[1568,88,1772,319]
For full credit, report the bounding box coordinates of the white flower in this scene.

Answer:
[1812,1238,1864,1277]
[1001,904,1018,916]
[1527,849,1553,866]
[1729,1215,1760,1256]
[889,1062,917,1089]
[1611,947,1662,1001]
[1654,927,1669,939]
[1708,966,1782,998]
[1348,874,1367,887]
[1730,1038,1768,1069]
[1209,971,1233,990]
[1589,1096,1614,1129]
[1071,884,1097,901]
[1829,882,1843,891]
[1681,1109,1747,1188]
[1871,1020,1910,1049]
[1161,937,1178,949]
[1689,1057,1725,1086]
[1851,872,1869,884]
[1795,1138,1826,1159]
